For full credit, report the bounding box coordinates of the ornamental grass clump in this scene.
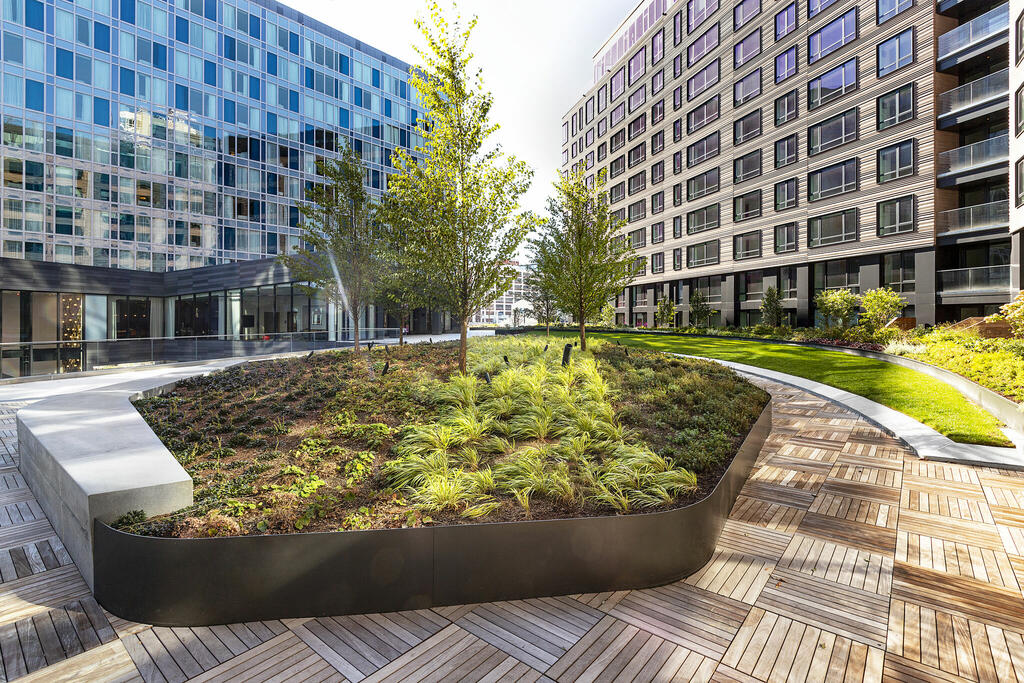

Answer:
[383,336,744,520]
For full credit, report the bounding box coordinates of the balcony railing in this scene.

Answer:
[936,200,1009,235]
[937,3,1009,62]
[937,68,1009,117]
[937,265,1011,293]
[936,134,1009,176]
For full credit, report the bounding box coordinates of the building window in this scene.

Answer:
[1015,157,1023,207]
[629,228,646,248]
[688,59,720,101]
[610,182,626,204]
[628,171,646,196]
[628,114,646,140]
[652,29,665,64]
[1018,9,1024,65]
[808,159,858,201]
[734,69,761,106]
[808,209,858,247]
[734,231,762,260]
[1017,85,1024,137]
[776,89,799,125]
[734,190,762,221]
[688,167,720,201]
[687,131,720,167]
[628,200,646,222]
[776,135,798,168]
[688,240,720,267]
[878,83,914,130]
[673,215,683,238]
[651,191,665,214]
[734,0,761,30]
[610,156,626,177]
[610,103,626,127]
[808,108,858,155]
[775,223,798,252]
[652,99,665,124]
[688,203,720,233]
[688,0,719,33]
[628,46,647,85]
[775,47,797,83]
[673,247,683,270]
[883,252,916,293]
[878,140,914,182]
[877,29,913,77]
[673,182,683,205]
[652,159,665,183]
[611,129,626,152]
[734,29,761,69]
[734,109,762,144]
[627,143,646,168]
[674,119,684,142]
[808,58,857,110]
[652,131,665,155]
[651,251,665,273]
[688,23,719,66]
[808,0,839,20]
[809,9,856,64]
[629,86,647,113]
[776,3,797,41]
[688,95,720,133]
[877,195,915,236]
[878,0,912,25]
[734,149,762,183]
[775,178,798,210]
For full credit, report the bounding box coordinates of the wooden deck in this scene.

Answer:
[1,381,1024,681]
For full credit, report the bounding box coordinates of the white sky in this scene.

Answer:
[280,0,640,219]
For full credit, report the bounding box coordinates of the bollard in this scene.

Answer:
[381,361,390,376]
[503,355,509,366]
[562,343,572,367]
[483,371,491,384]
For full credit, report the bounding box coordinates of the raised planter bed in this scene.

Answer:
[92,402,771,627]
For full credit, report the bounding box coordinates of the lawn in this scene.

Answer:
[126,337,768,537]
[533,331,1010,448]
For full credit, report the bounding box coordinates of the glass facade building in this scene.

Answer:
[0,0,450,377]
[0,0,420,270]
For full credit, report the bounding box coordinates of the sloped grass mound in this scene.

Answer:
[128,337,767,537]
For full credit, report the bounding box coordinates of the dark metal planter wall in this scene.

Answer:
[93,404,771,627]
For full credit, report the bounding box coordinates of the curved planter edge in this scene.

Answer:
[92,403,771,627]
[504,328,1023,434]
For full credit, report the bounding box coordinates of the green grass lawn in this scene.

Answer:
[532,331,1011,448]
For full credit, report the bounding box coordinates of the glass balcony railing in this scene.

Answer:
[937,3,1009,62]
[936,134,1009,176]
[936,200,1009,235]
[937,265,1011,293]
[937,68,1009,117]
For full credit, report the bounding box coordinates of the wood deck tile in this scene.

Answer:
[891,562,1024,634]
[728,496,806,533]
[896,531,1021,591]
[608,583,750,658]
[778,534,893,595]
[796,511,898,556]
[454,597,603,671]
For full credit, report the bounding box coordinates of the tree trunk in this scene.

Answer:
[546,321,550,337]
[459,317,468,374]
[352,304,361,356]
[579,316,587,352]
[398,310,405,345]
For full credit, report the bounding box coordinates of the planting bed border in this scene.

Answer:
[93,403,771,627]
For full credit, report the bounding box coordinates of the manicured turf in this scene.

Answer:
[534,331,1011,448]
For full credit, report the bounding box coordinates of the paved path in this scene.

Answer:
[0,378,1024,680]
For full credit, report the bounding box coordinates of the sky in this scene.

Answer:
[281,0,641,222]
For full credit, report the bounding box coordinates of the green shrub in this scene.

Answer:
[814,289,860,329]
[859,287,906,334]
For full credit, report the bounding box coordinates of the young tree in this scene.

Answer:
[600,302,617,328]
[525,270,559,336]
[280,143,380,355]
[385,2,534,373]
[859,287,906,333]
[656,295,676,329]
[814,289,861,330]
[760,286,784,327]
[689,289,712,328]
[529,169,635,351]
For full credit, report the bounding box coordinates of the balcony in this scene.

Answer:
[937,3,1009,70]
[936,200,1009,236]
[936,134,1009,185]
[937,265,1011,294]
[936,68,1009,127]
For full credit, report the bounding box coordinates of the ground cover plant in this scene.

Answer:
[126,337,768,537]
[531,331,1011,448]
